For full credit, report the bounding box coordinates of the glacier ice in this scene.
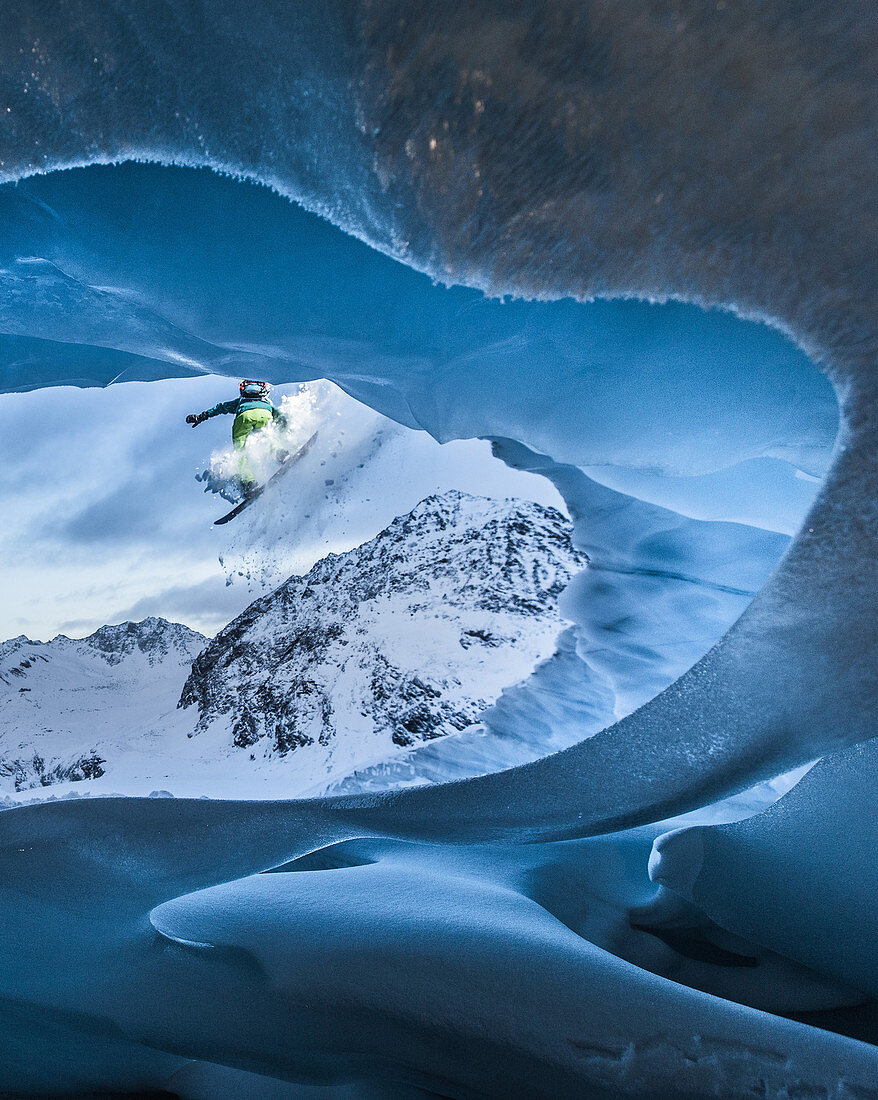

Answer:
[0,1,876,1094]
[649,737,878,1000]
[0,161,852,826]
[0,793,876,1098]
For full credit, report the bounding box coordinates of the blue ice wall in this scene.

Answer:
[0,164,838,766]
[0,0,871,841]
[0,158,859,828]
[0,3,875,1095]
[0,164,837,483]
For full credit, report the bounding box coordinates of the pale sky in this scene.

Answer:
[0,376,566,641]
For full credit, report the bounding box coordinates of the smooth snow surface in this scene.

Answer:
[0,789,875,1099]
[0,3,876,1095]
[650,738,878,1000]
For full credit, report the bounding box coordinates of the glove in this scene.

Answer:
[186,412,207,426]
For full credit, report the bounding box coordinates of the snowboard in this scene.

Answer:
[213,431,318,526]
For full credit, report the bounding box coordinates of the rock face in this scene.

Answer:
[0,619,206,791]
[178,491,587,782]
[81,618,204,666]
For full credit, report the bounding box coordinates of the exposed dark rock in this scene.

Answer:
[179,491,587,759]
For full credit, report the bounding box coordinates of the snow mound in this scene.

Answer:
[0,790,875,1097]
[649,737,878,1000]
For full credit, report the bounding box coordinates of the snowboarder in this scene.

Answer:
[187,380,289,497]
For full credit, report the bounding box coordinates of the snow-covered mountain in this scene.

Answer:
[0,618,206,791]
[0,492,585,799]
[179,491,587,788]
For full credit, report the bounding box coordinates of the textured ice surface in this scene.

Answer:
[649,738,878,1000]
[0,164,837,480]
[0,2,876,1094]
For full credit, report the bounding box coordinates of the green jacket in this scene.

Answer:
[204,397,288,428]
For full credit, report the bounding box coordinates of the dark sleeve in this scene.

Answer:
[271,404,289,428]
[205,399,239,418]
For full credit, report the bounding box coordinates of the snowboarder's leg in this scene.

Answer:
[270,436,290,464]
[231,409,273,487]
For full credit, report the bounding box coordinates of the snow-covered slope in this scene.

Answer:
[0,493,585,800]
[181,491,586,791]
[0,618,206,791]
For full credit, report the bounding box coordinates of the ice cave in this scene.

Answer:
[0,3,876,1097]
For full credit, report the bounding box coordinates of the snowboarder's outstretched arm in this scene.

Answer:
[270,404,289,431]
[185,399,239,426]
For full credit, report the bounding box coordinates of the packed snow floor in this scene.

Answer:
[0,750,875,1098]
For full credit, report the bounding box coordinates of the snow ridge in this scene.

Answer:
[82,617,206,666]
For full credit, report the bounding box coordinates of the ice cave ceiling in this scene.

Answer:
[0,0,869,828]
[0,1,876,1096]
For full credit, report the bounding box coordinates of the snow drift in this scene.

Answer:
[0,1,876,1094]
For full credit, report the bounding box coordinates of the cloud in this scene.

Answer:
[0,375,238,637]
[104,575,252,635]
[59,482,168,544]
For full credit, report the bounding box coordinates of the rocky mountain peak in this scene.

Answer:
[82,617,207,666]
[2,493,587,799]
[179,491,587,771]
[0,616,207,792]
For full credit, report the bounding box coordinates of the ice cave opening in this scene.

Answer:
[0,162,837,808]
